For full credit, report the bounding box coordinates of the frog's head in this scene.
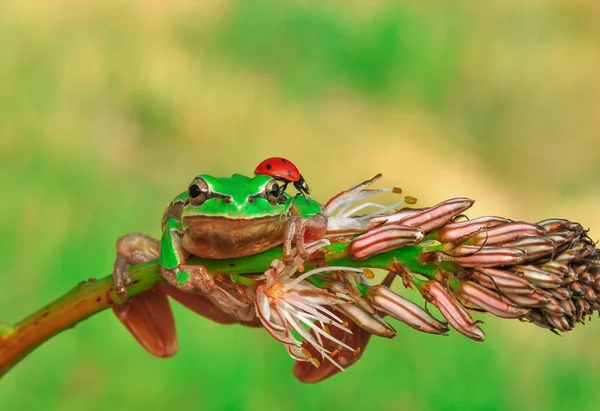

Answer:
[175,173,323,257]
[180,173,293,233]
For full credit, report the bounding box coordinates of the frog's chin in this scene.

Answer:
[182,215,286,259]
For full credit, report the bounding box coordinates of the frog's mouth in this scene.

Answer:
[182,215,286,259]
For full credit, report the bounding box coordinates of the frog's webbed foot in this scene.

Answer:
[113,233,160,300]
[282,213,328,265]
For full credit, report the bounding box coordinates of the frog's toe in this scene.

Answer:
[116,284,129,301]
[113,274,131,301]
[294,231,312,260]
[283,253,296,265]
[113,256,133,300]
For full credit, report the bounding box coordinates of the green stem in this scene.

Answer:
[0,242,440,378]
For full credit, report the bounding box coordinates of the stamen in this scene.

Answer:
[283,266,364,291]
[280,309,331,356]
[286,298,351,332]
[295,312,355,352]
[363,268,376,279]
[301,348,321,368]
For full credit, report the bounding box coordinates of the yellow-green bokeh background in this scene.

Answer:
[1,1,600,410]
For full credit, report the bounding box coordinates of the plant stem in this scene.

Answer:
[0,242,439,378]
[0,261,161,378]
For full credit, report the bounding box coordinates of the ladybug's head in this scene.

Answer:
[293,175,310,196]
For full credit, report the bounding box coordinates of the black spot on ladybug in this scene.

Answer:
[287,170,292,175]
[266,164,272,170]
[281,158,287,163]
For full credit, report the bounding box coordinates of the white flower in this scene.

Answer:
[255,252,366,370]
[323,174,409,234]
[254,176,414,369]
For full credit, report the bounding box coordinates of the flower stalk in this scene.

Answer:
[1,174,598,384]
[0,241,440,379]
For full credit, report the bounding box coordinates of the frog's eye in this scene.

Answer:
[265,180,281,204]
[188,178,209,206]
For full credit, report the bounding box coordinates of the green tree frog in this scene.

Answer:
[112,173,328,301]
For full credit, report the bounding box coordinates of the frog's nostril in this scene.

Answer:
[225,196,233,204]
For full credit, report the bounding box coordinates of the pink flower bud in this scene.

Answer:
[457,281,529,319]
[348,225,424,260]
[470,222,544,246]
[367,285,449,335]
[418,280,485,341]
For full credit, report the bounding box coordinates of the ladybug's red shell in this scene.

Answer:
[254,157,311,197]
[254,157,301,183]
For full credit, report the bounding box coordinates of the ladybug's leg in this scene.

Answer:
[294,185,310,204]
[296,175,310,195]
[293,177,311,204]
[280,181,290,196]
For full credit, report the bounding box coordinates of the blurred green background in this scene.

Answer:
[1,1,599,410]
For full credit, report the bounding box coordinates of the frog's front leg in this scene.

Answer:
[282,213,328,264]
[159,217,213,293]
[160,217,256,320]
[113,233,160,300]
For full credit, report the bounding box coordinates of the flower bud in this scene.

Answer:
[513,265,564,289]
[335,303,396,338]
[440,246,526,267]
[348,225,424,260]
[500,289,551,307]
[470,222,544,246]
[541,297,566,316]
[399,198,475,233]
[545,314,573,332]
[418,280,485,341]
[551,287,572,300]
[367,285,449,335]
[502,237,556,261]
[472,267,533,291]
[435,216,511,244]
[457,281,529,319]
[537,219,570,233]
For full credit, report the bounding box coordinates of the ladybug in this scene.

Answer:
[254,157,311,198]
